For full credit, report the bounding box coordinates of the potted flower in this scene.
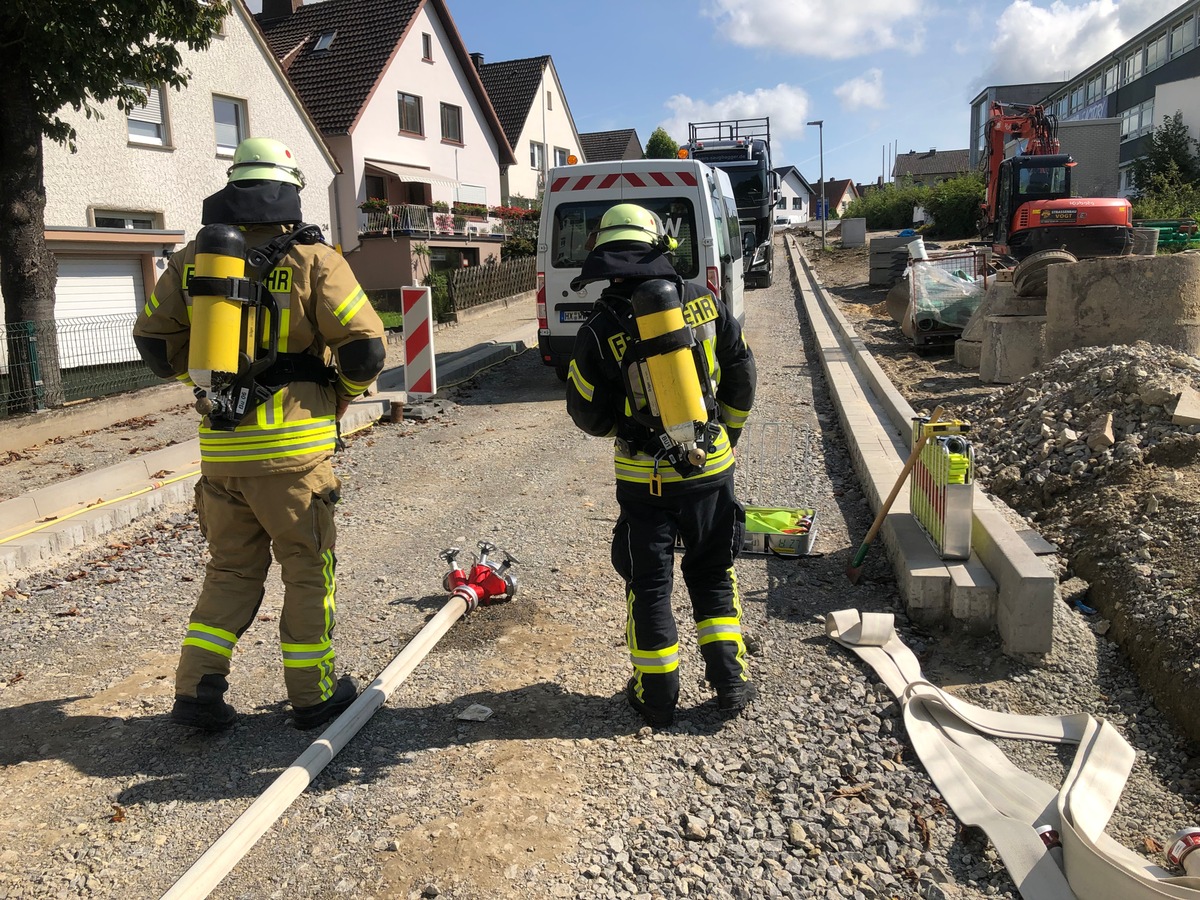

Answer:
[432,200,450,213]
[359,197,389,212]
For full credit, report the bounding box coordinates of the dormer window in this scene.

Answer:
[313,31,336,52]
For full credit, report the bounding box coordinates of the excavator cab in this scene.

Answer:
[995,154,1073,249]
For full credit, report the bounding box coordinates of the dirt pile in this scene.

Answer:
[960,342,1200,744]
[801,232,1200,748]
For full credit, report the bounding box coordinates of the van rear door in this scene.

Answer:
[709,167,745,323]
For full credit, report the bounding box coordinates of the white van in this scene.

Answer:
[535,158,745,380]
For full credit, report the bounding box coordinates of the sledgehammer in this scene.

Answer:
[846,406,944,584]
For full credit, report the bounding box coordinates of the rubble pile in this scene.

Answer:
[963,340,1200,510]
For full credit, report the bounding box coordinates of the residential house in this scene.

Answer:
[891,148,970,186]
[36,0,336,327]
[476,55,585,207]
[256,0,517,299]
[578,129,643,162]
[809,179,860,219]
[772,166,813,223]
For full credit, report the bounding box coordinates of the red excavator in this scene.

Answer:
[978,101,1132,262]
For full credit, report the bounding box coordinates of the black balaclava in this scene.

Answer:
[201,179,304,226]
[570,239,680,294]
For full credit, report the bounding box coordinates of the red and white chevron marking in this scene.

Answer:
[402,286,437,396]
[549,170,699,192]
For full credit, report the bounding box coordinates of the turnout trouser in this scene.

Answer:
[611,477,748,713]
[176,459,342,708]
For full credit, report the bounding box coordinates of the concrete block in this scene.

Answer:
[970,506,1055,654]
[883,514,951,623]
[954,339,982,369]
[979,315,1046,384]
[961,282,1047,342]
[949,554,998,632]
[1046,253,1200,358]
[0,496,41,536]
[1173,384,1200,426]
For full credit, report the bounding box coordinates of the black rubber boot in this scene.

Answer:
[171,673,238,731]
[716,680,758,716]
[291,676,358,731]
[625,677,674,727]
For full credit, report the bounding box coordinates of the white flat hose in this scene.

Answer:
[826,608,1200,899]
[161,594,470,900]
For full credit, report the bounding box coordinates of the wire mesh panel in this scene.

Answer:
[733,420,818,509]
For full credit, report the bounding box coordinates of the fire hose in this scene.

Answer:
[159,541,518,900]
[826,608,1200,899]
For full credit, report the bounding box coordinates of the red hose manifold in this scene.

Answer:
[439,541,519,612]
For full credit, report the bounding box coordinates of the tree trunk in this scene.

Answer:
[0,67,64,413]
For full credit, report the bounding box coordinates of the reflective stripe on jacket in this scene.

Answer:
[566,283,756,494]
[133,224,385,475]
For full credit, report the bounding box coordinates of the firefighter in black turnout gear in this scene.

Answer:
[566,203,757,727]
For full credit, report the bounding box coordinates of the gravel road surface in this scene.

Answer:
[0,245,1196,900]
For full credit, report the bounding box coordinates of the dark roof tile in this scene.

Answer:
[893,148,971,178]
[578,129,642,162]
[477,56,550,150]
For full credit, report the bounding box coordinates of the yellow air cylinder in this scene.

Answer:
[630,280,707,459]
[188,224,248,390]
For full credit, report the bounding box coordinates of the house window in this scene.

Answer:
[530,141,545,170]
[776,196,786,209]
[1086,76,1100,104]
[1104,63,1119,94]
[546,91,553,110]
[1146,33,1167,72]
[554,146,569,167]
[792,197,803,210]
[213,96,246,156]
[421,32,432,61]
[1069,84,1084,112]
[1123,49,1143,84]
[313,30,336,52]
[440,103,462,143]
[398,92,423,135]
[126,83,167,146]
[94,210,156,229]
[1171,17,1194,58]
[365,174,386,203]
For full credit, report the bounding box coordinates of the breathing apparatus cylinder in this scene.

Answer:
[188,224,249,391]
[630,279,708,467]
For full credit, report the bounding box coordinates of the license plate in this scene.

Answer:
[559,310,589,323]
[1042,209,1077,223]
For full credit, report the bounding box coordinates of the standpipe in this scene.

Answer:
[159,540,518,900]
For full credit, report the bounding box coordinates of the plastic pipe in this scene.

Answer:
[160,593,470,900]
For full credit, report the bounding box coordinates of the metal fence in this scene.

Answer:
[448,256,536,312]
[361,204,508,239]
[1,313,159,418]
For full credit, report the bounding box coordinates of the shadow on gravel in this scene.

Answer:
[444,352,567,407]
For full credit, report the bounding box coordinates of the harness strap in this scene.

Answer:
[259,352,337,389]
[826,609,1200,900]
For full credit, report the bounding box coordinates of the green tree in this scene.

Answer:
[0,0,228,412]
[645,127,679,159]
[1130,111,1200,196]
[924,173,986,238]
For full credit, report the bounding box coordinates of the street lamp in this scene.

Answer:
[807,120,826,251]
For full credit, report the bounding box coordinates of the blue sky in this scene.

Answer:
[250,0,1187,185]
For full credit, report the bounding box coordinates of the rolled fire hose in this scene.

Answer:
[160,594,471,900]
[826,609,1200,899]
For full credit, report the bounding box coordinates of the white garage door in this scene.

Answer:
[54,257,147,366]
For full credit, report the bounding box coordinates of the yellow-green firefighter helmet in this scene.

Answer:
[594,203,664,248]
[226,138,306,189]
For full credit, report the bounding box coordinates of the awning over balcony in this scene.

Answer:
[365,159,457,187]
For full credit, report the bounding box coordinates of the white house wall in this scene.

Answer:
[42,3,337,246]
[776,172,811,223]
[1154,76,1200,142]
[506,63,585,205]
[342,4,505,252]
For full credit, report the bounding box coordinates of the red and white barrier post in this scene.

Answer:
[401,286,437,397]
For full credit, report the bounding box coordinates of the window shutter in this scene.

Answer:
[128,85,164,125]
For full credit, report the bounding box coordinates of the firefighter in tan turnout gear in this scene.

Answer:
[566,203,757,727]
[133,138,386,731]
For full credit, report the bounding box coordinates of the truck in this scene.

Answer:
[978,101,1132,262]
[683,118,779,288]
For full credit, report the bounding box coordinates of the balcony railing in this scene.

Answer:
[359,204,511,239]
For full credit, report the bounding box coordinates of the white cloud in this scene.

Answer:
[834,69,886,111]
[658,84,811,160]
[978,0,1184,86]
[704,0,924,59]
